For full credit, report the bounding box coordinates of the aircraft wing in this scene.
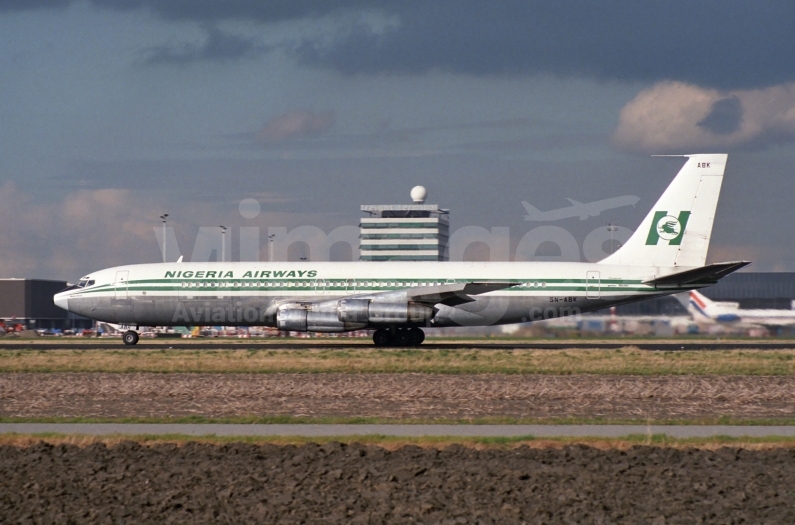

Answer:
[644,261,751,289]
[407,281,521,307]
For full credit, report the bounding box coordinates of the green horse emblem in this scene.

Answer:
[660,220,679,235]
[656,215,681,241]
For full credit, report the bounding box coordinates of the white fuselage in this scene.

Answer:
[54,260,691,330]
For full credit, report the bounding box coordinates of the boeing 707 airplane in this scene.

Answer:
[54,154,748,346]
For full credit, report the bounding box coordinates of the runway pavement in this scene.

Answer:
[2,341,795,351]
[3,423,795,438]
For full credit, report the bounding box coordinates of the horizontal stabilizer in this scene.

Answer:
[409,282,520,307]
[644,261,750,289]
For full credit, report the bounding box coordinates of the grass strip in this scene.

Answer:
[4,415,795,426]
[4,347,795,374]
[3,432,795,450]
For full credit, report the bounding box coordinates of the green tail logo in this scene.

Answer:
[645,211,691,245]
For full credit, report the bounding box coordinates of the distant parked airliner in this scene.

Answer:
[676,289,795,329]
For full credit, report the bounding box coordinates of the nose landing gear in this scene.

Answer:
[122,330,139,346]
[372,327,425,347]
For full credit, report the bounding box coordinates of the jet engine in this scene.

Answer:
[337,299,433,325]
[276,299,434,332]
[276,306,367,333]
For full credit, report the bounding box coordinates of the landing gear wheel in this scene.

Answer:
[395,329,411,346]
[373,329,390,347]
[409,328,425,346]
[123,330,139,346]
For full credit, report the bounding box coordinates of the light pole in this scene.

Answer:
[268,234,276,262]
[160,214,169,263]
[607,223,619,254]
[220,226,227,263]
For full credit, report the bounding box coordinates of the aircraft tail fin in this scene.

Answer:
[675,290,717,322]
[599,154,727,268]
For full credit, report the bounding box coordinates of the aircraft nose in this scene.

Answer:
[53,293,70,311]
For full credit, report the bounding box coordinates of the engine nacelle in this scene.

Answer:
[277,308,307,332]
[277,307,367,333]
[337,298,433,325]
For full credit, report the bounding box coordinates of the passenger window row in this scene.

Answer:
[176,280,452,289]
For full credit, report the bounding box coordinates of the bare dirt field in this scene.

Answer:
[4,347,795,523]
[4,372,795,422]
[2,440,794,524]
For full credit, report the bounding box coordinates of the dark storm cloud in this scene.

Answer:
[294,0,795,89]
[2,0,384,21]
[697,97,743,136]
[0,0,70,10]
[0,0,379,18]
[144,25,266,64]
[5,0,795,89]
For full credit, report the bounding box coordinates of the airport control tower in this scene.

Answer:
[359,186,449,261]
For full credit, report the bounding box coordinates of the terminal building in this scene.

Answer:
[0,278,92,331]
[359,186,450,261]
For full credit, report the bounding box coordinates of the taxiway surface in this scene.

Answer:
[2,341,795,350]
[3,423,795,438]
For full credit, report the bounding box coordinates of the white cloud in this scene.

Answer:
[0,182,158,279]
[613,81,795,152]
[0,182,348,280]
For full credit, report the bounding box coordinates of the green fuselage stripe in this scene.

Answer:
[71,276,660,297]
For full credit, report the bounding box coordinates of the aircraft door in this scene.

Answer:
[314,279,327,294]
[586,271,600,299]
[345,279,356,294]
[114,271,129,299]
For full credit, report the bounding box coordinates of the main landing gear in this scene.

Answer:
[372,327,425,347]
[122,330,139,346]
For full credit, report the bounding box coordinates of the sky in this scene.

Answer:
[1,0,795,279]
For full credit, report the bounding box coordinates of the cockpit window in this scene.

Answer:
[61,278,95,292]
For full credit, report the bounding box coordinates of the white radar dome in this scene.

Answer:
[410,185,427,204]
